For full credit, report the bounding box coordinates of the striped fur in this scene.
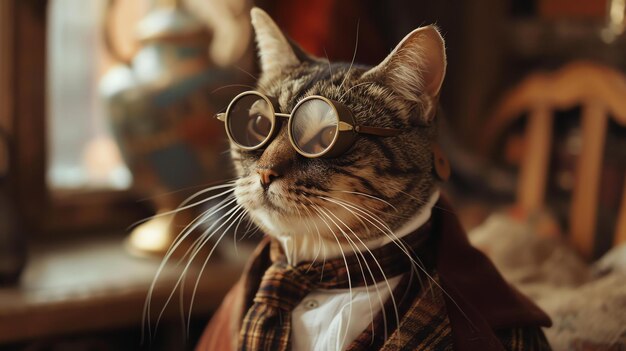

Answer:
[233,8,444,262]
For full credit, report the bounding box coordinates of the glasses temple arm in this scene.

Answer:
[354,125,402,137]
[215,112,290,122]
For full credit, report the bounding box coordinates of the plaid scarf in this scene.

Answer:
[238,221,435,351]
[345,266,454,350]
[346,272,551,351]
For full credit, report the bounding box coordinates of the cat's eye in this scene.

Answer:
[319,127,336,149]
[289,98,339,156]
[215,91,402,158]
[224,92,277,149]
[248,114,272,140]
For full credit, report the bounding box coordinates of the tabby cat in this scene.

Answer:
[192,7,552,351]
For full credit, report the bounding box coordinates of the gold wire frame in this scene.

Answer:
[215,91,402,158]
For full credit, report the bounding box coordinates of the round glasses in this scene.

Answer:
[216,91,402,158]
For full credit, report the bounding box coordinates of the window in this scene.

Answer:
[1,0,153,236]
[47,0,149,190]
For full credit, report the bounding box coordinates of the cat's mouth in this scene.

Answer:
[235,176,381,239]
[260,190,286,213]
[235,177,298,215]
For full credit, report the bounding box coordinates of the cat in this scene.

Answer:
[194,7,553,351]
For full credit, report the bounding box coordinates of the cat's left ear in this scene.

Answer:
[250,7,316,81]
[363,26,446,123]
[250,7,299,80]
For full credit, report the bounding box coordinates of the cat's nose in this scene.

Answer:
[257,169,280,189]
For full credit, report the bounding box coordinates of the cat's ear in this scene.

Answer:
[250,7,301,80]
[364,26,446,123]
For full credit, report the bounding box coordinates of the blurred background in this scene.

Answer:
[1,0,625,350]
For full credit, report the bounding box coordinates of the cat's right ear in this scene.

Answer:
[250,7,301,81]
[363,26,446,124]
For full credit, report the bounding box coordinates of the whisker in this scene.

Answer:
[186,207,247,336]
[142,190,236,343]
[158,195,237,283]
[339,20,360,93]
[302,205,326,274]
[232,207,250,256]
[338,81,375,102]
[153,204,243,337]
[328,196,478,331]
[323,47,333,76]
[234,65,258,81]
[316,204,386,342]
[309,204,354,350]
[174,195,240,333]
[328,197,423,274]
[145,198,239,341]
[319,197,402,337]
[136,178,237,202]
[327,189,412,221]
[332,189,397,211]
[179,201,242,283]
[324,197,426,340]
[173,196,238,264]
[294,205,322,271]
[239,221,261,241]
[178,207,239,335]
[130,183,236,231]
[323,195,372,235]
[385,184,455,215]
[210,83,256,94]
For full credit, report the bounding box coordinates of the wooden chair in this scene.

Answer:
[481,61,626,259]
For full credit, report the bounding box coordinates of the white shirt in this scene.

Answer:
[285,191,440,351]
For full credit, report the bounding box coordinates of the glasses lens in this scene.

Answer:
[227,94,274,148]
[291,98,338,156]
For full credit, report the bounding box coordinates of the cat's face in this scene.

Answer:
[232,8,446,248]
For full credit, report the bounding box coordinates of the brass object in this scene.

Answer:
[432,143,451,181]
